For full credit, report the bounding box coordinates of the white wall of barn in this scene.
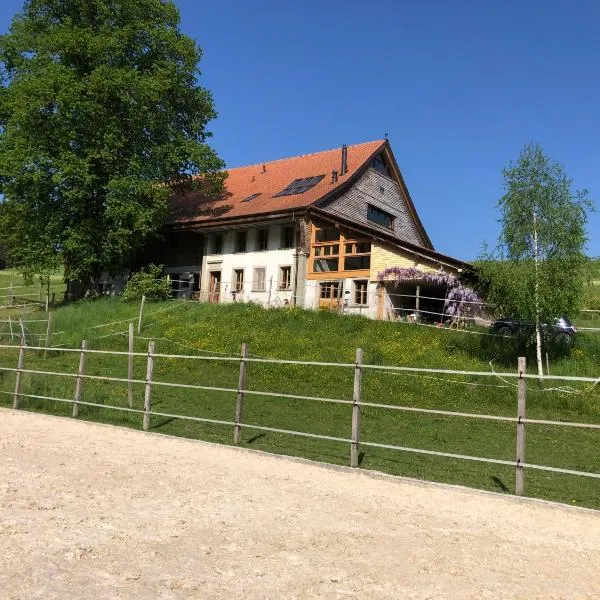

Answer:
[200,224,297,306]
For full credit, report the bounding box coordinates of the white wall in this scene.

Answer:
[201,225,296,307]
[302,279,378,318]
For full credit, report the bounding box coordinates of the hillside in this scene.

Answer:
[1,296,598,509]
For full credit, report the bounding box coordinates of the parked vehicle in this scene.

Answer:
[490,315,576,347]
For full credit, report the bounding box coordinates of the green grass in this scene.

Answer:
[0,269,66,320]
[0,297,599,509]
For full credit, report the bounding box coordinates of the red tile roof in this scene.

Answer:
[167,140,386,225]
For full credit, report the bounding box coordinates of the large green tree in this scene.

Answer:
[0,0,224,286]
[477,143,592,376]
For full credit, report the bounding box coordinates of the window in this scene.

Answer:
[234,231,247,253]
[311,227,371,274]
[354,280,368,305]
[367,205,394,229]
[320,282,342,300]
[273,175,325,197]
[242,193,261,203]
[281,225,295,249]
[233,269,244,293]
[212,233,223,255]
[314,244,339,256]
[313,258,339,272]
[256,228,269,251]
[279,266,292,290]
[315,228,340,243]
[253,267,266,292]
[371,153,390,176]
[344,256,370,270]
[344,240,371,270]
[345,241,371,254]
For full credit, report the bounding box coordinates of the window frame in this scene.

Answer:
[212,233,223,255]
[310,226,371,275]
[252,266,266,292]
[353,280,369,306]
[278,265,292,290]
[256,228,269,252]
[280,225,296,249]
[367,204,395,230]
[233,268,245,293]
[234,230,247,253]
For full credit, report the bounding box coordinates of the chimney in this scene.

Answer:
[341,144,348,174]
[331,169,338,184]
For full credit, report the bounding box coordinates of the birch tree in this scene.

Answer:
[477,144,591,377]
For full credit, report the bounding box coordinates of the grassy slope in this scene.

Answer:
[1,297,598,508]
[0,269,66,319]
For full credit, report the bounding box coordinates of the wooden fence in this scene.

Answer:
[1,341,599,497]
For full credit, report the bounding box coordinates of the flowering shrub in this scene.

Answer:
[377,266,481,318]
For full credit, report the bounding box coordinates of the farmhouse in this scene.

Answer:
[162,139,469,320]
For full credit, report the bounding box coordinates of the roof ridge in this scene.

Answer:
[225,139,386,172]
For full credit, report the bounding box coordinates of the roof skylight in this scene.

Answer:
[241,193,261,202]
[273,175,325,197]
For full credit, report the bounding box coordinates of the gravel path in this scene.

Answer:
[1,409,599,599]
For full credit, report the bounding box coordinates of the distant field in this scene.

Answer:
[0,269,66,319]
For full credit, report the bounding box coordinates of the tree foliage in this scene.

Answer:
[121,263,171,301]
[477,144,592,371]
[0,0,224,285]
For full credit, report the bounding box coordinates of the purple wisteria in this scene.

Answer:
[377,266,482,318]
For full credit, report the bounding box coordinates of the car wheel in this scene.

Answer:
[497,326,513,337]
[554,332,573,348]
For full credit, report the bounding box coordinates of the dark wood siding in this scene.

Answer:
[317,168,426,247]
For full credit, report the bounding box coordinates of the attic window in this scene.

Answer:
[273,175,325,197]
[371,153,390,177]
[242,193,261,202]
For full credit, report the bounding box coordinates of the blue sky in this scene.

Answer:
[1,1,598,260]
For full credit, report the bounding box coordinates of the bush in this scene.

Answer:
[121,264,171,302]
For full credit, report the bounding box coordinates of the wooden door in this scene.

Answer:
[209,271,221,303]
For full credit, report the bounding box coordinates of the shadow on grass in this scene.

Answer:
[490,475,509,493]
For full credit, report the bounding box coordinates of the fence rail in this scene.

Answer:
[1,341,599,494]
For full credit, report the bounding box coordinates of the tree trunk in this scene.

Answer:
[533,209,544,380]
[535,322,544,380]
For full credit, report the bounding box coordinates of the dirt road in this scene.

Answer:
[1,409,598,599]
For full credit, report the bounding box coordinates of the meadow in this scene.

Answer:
[1,281,598,508]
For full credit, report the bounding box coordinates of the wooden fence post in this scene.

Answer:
[12,337,26,409]
[267,277,273,308]
[376,285,384,320]
[72,340,88,417]
[128,322,134,408]
[351,348,363,467]
[143,340,155,431]
[516,356,526,496]
[137,294,146,334]
[8,315,14,342]
[43,312,53,358]
[415,285,421,320]
[234,343,249,444]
